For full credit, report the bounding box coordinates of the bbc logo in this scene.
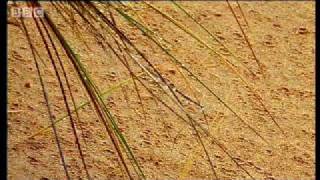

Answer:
[10,7,44,18]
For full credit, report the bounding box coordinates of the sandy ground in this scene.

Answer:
[8,1,315,180]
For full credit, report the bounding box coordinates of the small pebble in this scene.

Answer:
[266,149,272,154]
[273,23,281,28]
[168,69,176,75]
[297,26,308,34]
[24,82,31,88]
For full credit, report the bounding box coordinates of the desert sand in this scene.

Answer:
[8,1,315,180]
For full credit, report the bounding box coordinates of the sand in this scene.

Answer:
[8,1,315,180]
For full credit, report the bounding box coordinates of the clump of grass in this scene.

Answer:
[14,1,286,180]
